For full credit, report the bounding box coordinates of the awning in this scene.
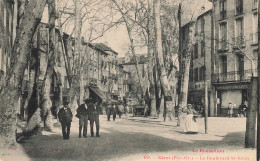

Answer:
[89,86,107,102]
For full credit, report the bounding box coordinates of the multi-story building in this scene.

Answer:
[186,10,215,116]
[211,0,258,116]
[92,43,119,100]
[82,42,110,101]
[119,53,149,104]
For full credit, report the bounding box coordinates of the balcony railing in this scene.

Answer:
[250,32,258,44]
[218,39,228,51]
[213,69,257,82]
[189,81,205,90]
[232,36,245,48]
[220,10,227,20]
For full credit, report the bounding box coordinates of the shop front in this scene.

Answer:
[215,82,249,117]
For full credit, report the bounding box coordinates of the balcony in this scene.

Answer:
[220,10,227,20]
[232,36,245,48]
[218,39,228,51]
[189,81,205,91]
[236,6,243,15]
[213,69,257,83]
[250,32,258,44]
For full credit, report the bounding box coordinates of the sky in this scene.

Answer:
[94,0,212,57]
[41,0,212,58]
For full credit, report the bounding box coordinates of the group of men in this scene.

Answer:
[57,98,102,140]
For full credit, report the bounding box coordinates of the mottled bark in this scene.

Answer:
[178,58,191,109]
[0,0,47,148]
[153,0,174,121]
[177,23,193,126]
[74,0,84,105]
[22,70,36,121]
[41,0,57,131]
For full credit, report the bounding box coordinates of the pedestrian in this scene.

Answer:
[144,104,148,117]
[228,103,233,118]
[76,99,89,138]
[58,100,73,140]
[112,103,117,121]
[117,103,124,118]
[88,99,102,137]
[125,104,129,118]
[239,102,246,118]
[106,104,111,121]
[182,104,199,134]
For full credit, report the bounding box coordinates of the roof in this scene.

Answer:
[93,43,118,55]
[119,55,149,65]
[197,9,212,20]
[117,57,125,64]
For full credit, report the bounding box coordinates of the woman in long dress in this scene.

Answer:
[183,104,199,134]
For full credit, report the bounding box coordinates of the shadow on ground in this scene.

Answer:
[18,126,246,161]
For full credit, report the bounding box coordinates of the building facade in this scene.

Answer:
[187,10,214,115]
[212,0,258,116]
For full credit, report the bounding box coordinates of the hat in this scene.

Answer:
[63,100,69,106]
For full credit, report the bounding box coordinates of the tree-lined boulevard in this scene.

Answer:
[0,0,259,160]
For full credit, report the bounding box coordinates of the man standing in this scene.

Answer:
[112,103,117,121]
[106,104,112,121]
[76,99,89,138]
[88,99,102,137]
[58,100,73,140]
[228,103,233,118]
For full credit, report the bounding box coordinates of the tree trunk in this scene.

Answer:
[153,0,174,121]
[146,0,157,117]
[40,0,57,131]
[147,33,157,117]
[0,0,47,148]
[178,58,191,109]
[74,0,84,106]
[23,70,36,121]
[177,25,193,126]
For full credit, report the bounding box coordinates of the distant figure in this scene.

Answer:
[106,104,112,121]
[76,99,89,138]
[117,103,124,118]
[125,104,129,118]
[58,101,73,140]
[88,99,102,137]
[144,104,149,117]
[112,104,117,121]
[182,104,199,134]
[228,103,233,118]
[239,102,247,118]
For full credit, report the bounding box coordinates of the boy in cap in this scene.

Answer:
[58,100,73,139]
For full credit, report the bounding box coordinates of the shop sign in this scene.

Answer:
[216,84,249,90]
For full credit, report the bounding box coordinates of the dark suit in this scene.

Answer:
[106,105,112,121]
[77,103,89,137]
[88,103,101,137]
[111,105,117,121]
[58,107,73,139]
